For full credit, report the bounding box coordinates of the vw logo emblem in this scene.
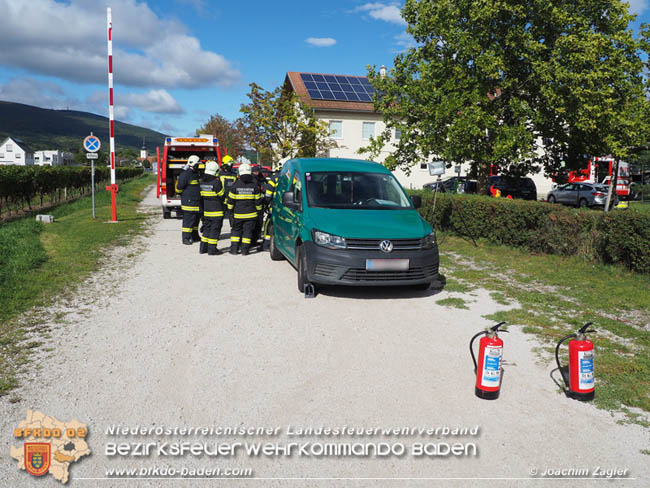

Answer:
[379,240,393,253]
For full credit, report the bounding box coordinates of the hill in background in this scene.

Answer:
[0,101,168,153]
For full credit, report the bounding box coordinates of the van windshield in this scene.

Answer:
[305,171,413,209]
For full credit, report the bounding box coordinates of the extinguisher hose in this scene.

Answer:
[555,333,576,389]
[469,331,485,373]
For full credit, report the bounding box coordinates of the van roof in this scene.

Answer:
[288,157,391,174]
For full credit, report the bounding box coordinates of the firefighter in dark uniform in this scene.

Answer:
[226,163,262,256]
[218,155,237,229]
[176,154,201,245]
[261,169,279,251]
[199,161,225,255]
[252,165,267,248]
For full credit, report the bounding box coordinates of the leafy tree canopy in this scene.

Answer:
[195,113,246,159]
[363,0,650,191]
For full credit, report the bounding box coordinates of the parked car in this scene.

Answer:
[423,176,477,194]
[489,175,537,200]
[547,182,617,208]
[269,158,444,295]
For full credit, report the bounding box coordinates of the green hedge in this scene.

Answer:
[414,191,650,274]
[0,166,143,216]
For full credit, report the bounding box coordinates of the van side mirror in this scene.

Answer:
[410,195,422,209]
[282,191,299,210]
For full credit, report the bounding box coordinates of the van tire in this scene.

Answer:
[269,226,284,261]
[297,246,307,293]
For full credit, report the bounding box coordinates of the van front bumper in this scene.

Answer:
[303,241,441,287]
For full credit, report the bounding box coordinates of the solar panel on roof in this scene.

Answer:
[298,72,374,102]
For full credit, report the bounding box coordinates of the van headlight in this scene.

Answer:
[421,231,436,249]
[313,230,347,249]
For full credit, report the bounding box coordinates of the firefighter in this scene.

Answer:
[199,161,225,255]
[226,163,262,256]
[261,169,279,251]
[176,154,201,245]
[252,165,267,248]
[219,155,237,229]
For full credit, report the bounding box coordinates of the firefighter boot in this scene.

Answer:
[241,244,250,256]
[229,243,239,255]
[199,241,208,254]
[182,236,193,245]
[208,246,222,256]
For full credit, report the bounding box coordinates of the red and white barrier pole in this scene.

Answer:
[106,7,118,221]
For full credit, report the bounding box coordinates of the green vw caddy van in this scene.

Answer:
[269,158,442,295]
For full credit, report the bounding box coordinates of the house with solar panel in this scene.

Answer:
[284,71,433,189]
[284,71,555,195]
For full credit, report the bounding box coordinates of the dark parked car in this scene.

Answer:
[488,176,537,200]
[547,182,617,208]
[423,176,477,194]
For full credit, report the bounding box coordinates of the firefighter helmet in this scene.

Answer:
[238,163,252,176]
[222,155,234,164]
[187,155,200,168]
[205,161,219,176]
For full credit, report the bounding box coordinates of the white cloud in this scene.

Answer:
[306,37,337,47]
[119,90,185,114]
[394,32,416,51]
[355,2,406,26]
[627,0,649,14]
[0,0,240,89]
[0,77,84,110]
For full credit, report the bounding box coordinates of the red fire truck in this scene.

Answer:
[568,157,631,199]
[156,134,224,219]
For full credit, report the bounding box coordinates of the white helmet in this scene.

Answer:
[204,161,219,176]
[238,163,252,176]
[187,155,200,168]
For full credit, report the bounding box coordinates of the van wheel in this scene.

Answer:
[297,246,308,293]
[579,198,589,208]
[269,226,284,261]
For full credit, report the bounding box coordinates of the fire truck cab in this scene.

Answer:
[157,134,222,219]
[568,157,631,199]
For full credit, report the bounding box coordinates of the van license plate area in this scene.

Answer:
[366,259,409,271]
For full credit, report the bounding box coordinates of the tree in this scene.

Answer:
[196,114,246,158]
[363,0,649,192]
[240,82,334,165]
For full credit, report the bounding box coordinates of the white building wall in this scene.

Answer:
[316,111,554,197]
[0,138,34,166]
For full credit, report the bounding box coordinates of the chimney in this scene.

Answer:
[379,65,387,79]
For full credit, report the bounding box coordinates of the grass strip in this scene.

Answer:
[438,233,650,417]
[0,175,154,395]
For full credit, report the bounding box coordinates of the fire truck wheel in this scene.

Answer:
[163,210,171,219]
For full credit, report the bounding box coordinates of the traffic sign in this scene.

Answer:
[83,134,101,153]
[86,152,98,160]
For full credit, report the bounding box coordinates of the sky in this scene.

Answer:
[0,0,649,138]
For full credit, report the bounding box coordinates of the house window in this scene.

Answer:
[0,153,4,158]
[395,128,402,140]
[362,122,375,139]
[6,144,12,152]
[329,120,343,139]
[16,153,21,159]
[420,163,428,170]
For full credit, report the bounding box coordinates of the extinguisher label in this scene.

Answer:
[481,346,502,387]
[578,350,594,390]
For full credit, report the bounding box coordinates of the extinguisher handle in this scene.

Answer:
[578,322,594,334]
[469,331,486,374]
[490,321,507,332]
[554,333,577,389]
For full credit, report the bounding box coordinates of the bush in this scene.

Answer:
[413,191,650,274]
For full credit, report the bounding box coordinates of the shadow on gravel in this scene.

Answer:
[315,284,445,300]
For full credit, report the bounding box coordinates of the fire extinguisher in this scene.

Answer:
[470,322,508,400]
[555,322,595,401]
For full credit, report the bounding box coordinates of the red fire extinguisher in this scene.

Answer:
[470,322,508,400]
[555,322,595,401]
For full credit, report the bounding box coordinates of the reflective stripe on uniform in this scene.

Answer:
[182,227,193,232]
[201,235,208,242]
[242,237,252,244]
[204,211,224,217]
[189,180,199,184]
[228,192,257,200]
[234,212,257,219]
[207,238,218,245]
[181,205,200,211]
[200,191,218,197]
[227,203,234,210]
[256,205,263,211]
[230,236,241,242]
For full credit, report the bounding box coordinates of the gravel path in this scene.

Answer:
[1,187,648,487]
